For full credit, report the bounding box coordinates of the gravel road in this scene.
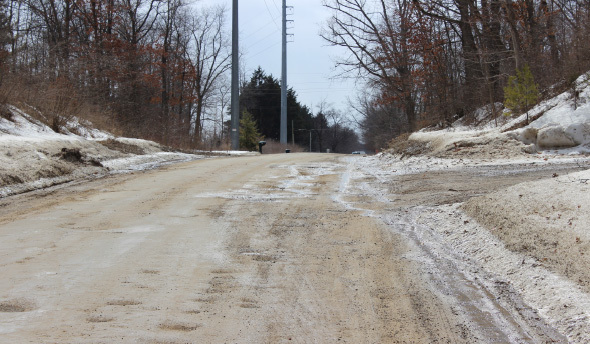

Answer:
[0,153,585,343]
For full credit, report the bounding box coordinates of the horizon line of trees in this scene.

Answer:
[0,1,364,152]
[238,67,362,153]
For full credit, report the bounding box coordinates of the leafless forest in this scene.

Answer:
[0,1,589,150]
[324,0,590,150]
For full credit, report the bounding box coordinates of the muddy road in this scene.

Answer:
[0,153,585,343]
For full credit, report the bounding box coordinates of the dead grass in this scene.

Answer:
[0,104,12,121]
[0,298,36,312]
[0,74,121,137]
[99,139,147,155]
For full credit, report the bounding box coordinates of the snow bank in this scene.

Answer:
[463,169,590,292]
[66,117,113,140]
[404,72,590,158]
[114,137,165,154]
[0,106,67,140]
[504,72,590,152]
[376,73,590,341]
[460,168,590,343]
[0,105,205,197]
[198,150,260,156]
[359,153,590,342]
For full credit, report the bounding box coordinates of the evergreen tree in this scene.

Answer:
[239,67,313,144]
[239,110,262,151]
[504,65,539,123]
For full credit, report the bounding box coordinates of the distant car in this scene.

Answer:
[351,151,366,155]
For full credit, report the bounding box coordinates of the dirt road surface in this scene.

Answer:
[0,153,583,343]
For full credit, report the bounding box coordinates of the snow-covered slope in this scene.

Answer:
[0,105,202,197]
[408,72,590,157]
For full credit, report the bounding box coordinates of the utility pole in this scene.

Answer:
[280,0,292,144]
[297,129,312,152]
[230,0,239,150]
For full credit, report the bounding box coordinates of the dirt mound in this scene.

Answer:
[58,148,83,163]
[435,134,535,159]
[99,138,148,155]
[462,169,590,294]
[0,140,118,195]
[386,131,534,160]
[387,133,432,158]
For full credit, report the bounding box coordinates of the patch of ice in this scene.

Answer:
[102,152,202,172]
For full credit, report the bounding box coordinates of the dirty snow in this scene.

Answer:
[0,106,205,197]
[2,68,590,341]
[409,72,590,157]
[339,153,590,343]
[375,71,590,342]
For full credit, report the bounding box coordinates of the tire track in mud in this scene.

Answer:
[0,154,577,343]
[195,160,472,343]
[343,157,569,343]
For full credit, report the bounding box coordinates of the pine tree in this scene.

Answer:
[239,111,262,151]
[239,68,313,144]
[504,64,539,123]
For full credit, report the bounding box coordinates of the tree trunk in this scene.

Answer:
[502,0,523,70]
[457,0,482,113]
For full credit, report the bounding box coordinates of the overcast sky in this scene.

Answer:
[198,0,359,114]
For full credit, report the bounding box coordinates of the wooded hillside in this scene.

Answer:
[322,0,590,150]
[1,0,230,148]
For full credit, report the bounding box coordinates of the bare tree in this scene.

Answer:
[350,92,407,151]
[321,0,420,131]
[26,0,76,75]
[188,5,231,143]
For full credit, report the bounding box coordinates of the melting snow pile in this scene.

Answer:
[377,72,590,342]
[0,105,202,197]
[409,72,590,157]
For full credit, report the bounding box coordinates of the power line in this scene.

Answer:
[272,0,281,14]
[242,19,279,40]
[242,41,282,62]
[263,0,281,30]
[247,30,280,49]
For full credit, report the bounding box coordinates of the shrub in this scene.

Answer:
[504,64,539,123]
[239,110,263,151]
